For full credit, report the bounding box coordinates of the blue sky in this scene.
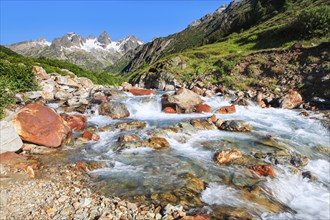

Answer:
[0,0,231,45]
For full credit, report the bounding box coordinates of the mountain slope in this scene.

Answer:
[121,0,329,74]
[6,32,143,71]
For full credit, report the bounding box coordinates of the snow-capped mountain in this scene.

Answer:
[6,32,144,71]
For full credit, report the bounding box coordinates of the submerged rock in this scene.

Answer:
[12,103,71,148]
[82,131,100,141]
[98,102,130,119]
[190,119,216,130]
[118,134,140,143]
[147,137,170,149]
[218,120,253,132]
[116,120,147,130]
[214,149,242,165]
[247,164,276,177]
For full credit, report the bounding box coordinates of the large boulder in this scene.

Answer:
[218,120,253,132]
[0,121,23,153]
[11,103,71,148]
[98,102,130,119]
[162,88,203,113]
[279,90,303,109]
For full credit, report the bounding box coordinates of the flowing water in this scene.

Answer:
[61,91,329,219]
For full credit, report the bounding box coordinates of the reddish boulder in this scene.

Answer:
[129,88,156,96]
[82,131,100,141]
[279,90,303,109]
[195,104,212,113]
[214,149,242,165]
[12,103,71,148]
[247,164,276,177]
[163,107,176,114]
[216,105,236,114]
[61,114,87,131]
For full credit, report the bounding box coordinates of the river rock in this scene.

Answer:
[0,152,39,176]
[247,164,276,177]
[147,137,170,149]
[279,89,302,109]
[116,120,147,130]
[122,82,132,91]
[99,102,130,119]
[183,213,211,220]
[22,144,59,155]
[233,98,249,106]
[61,114,87,131]
[82,131,100,141]
[204,90,215,98]
[103,89,127,100]
[129,88,156,96]
[40,79,56,101]
[77,77,93,88]
[55,75,79,88]
[118,134,140,143]
[55,90,73,101]
[162,88,203,113]
[216,105,236,114]
[219,120,253,132]
[24,91,42,100]
[32,66,49,80]
[214,149,242,165]
[195,104,212,113]
[190,119,216,130]
[0,121,23,153]
[192,86,204,96]
[11,103,71,148]
[164,107,176,114]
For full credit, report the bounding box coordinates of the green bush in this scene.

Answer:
[0,60,38,118]
[296,6,330,38]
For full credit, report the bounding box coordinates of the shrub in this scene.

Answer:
[0,60,38,118]
[295,6,330,38]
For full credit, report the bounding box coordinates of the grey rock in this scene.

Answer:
[99,102,130,119]
[219,120,253,132]
[0,121,23,153]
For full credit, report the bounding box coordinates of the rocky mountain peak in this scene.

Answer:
[97,31,112,48]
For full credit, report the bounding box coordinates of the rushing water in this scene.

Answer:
[63,91,329,219]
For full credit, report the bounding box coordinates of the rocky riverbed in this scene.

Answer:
[0,66,329,219]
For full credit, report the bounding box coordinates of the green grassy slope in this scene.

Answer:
[128,1,329,90]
